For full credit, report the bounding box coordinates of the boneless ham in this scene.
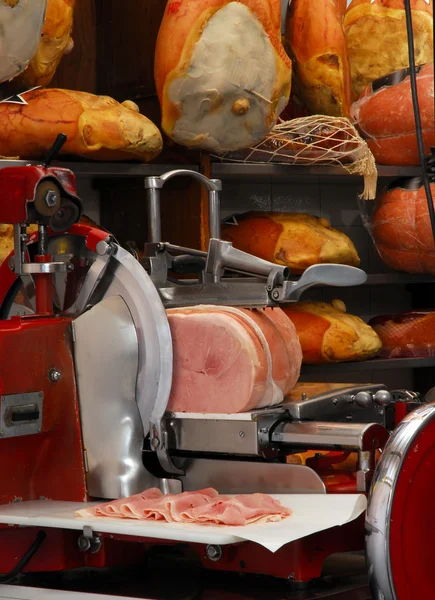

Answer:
[76,488,292,526]
[166,305,302,414]
[154,0,292,153]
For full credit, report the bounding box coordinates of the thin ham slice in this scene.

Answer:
[76,488,163,519]
[167,305,302,414]
[181,493,292,526]
[75,489,291,527]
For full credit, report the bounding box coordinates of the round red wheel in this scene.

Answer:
[366,403,435,599]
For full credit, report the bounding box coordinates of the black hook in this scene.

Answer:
[43,133,67,167]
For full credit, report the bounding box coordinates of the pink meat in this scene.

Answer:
[167,305,301,414]
[77,488,219,521]
[76,489,291,527]
[75,488,163,519]
[243,308,302,395]
[181,493,292,526]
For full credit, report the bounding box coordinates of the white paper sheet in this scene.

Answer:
[0,494,367,553]
[0,585,139,600]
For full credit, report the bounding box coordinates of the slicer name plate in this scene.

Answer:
[0,392,43,438]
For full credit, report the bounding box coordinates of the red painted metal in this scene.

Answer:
[0,166,79,224]
[0,316,87,503]
[34,255,54,315]
[0,528,144,574]
[0,223,103,311]
[389,417,435,599]
[85,227,109,252]
[194,516,365,581]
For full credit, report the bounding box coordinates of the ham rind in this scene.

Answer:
[181,494,292,526]
[243,308,302,395]
[167,305,302,414]
[351,63,434,165]
[371,182,435,274]
[370,310,435,358]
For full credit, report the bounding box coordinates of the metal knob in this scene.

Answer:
[374,390,393,407]
[354,391,373,408]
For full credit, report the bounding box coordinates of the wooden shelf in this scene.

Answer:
[211,162,421,180]
[0,160,198,178]
[301,356,435,375]
[0,159,421,180]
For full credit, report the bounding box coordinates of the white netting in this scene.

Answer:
[214,115,378,200]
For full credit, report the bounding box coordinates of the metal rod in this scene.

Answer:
[208,190,221,239]
[147,187,162,243]
[403,0,435,245]
[271,421,389,451]
[37,224,47,256]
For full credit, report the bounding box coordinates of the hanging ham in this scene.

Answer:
[344,0,433,98]
[285,0,351,117]
[351,63,435,165]
[154,0,292,153]
[166,305,302,414]
[10,0,75,89]
[0,0,47,84]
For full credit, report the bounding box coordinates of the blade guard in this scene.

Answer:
[0,165,82,225]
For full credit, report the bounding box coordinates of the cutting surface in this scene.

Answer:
[0,495,366,553]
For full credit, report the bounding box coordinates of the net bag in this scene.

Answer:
[214,115,378,200]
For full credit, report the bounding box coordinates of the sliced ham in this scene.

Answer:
[75,488,164,518]
[181,493,292,526]
[167,305,302,414]
[76,489,291,527]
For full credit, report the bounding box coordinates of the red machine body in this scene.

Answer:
[0,166,79,224]
[0,161,426,593]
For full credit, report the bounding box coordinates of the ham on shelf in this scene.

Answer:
[76,488,291,527]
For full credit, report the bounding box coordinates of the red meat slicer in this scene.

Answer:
[0,137,431,599]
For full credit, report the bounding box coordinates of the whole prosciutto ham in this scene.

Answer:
[76,488,291,526]
[166,305,302,414]
[285,0,351,117]
[11,0,75,89]
[370,310,435,358]
[351,63,435,165]
[154,0,292,153]
[0,0,47,84]
[344,0,433,98]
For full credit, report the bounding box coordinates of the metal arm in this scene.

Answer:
[144,170,222,242]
